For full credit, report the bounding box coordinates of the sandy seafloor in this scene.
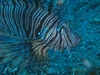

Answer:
[0,0,100,75]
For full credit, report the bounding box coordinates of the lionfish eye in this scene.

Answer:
[38,32,40,35]
[36,32,41,39]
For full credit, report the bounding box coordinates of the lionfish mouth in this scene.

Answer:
[59,27,81,48]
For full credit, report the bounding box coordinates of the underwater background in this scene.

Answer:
[0,0,100,75]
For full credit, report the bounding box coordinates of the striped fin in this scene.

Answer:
[0,39,33,73]
[0,0,44,39]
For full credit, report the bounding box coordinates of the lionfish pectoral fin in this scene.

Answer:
[0,30,29,41]
[0,40,31,71]
[0,42,15,64]
[0,30,16,38]
[31,39,50,56]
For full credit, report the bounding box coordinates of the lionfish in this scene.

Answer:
[0,0,80,74]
